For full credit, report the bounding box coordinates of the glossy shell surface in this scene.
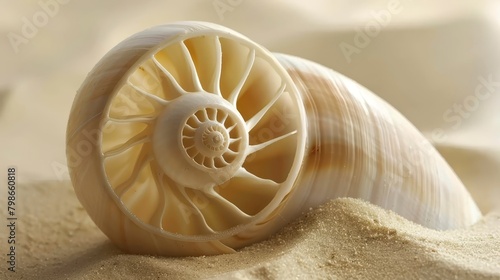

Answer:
[66,21,481,256]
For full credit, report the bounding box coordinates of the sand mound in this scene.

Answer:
[1,181,498,280]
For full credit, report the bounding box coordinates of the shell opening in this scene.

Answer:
[98,29,307,240]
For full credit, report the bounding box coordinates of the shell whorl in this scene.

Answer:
[152,93,250,189]
[66,21,482,257]
[68,22,307,255]
[275,54,482,230]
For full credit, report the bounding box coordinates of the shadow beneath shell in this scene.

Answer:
[25,210,312,280]
[33,231,309,280]
[33,240,122,279]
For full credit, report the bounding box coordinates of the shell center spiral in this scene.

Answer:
[196,122,230,157]
[181,106,243,171]
[152,93,249,189]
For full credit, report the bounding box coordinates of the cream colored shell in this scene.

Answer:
[66,21,482,256]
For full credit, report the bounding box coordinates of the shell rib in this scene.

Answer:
[275,54,482,230]
[66,21,481,257]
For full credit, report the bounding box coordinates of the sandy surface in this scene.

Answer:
[1,0,500,279]
[0,181,498,280]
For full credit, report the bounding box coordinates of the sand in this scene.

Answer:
[0,180,498,280]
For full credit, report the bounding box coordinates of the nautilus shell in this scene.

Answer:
[66,21,482,256]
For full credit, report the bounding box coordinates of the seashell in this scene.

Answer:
[66,21,482,256]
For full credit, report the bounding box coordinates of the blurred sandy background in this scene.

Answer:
[0,1,499,278]
[1,0,499,211]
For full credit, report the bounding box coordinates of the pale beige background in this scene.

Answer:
[1,1,500,279]
[0,0,499,218]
